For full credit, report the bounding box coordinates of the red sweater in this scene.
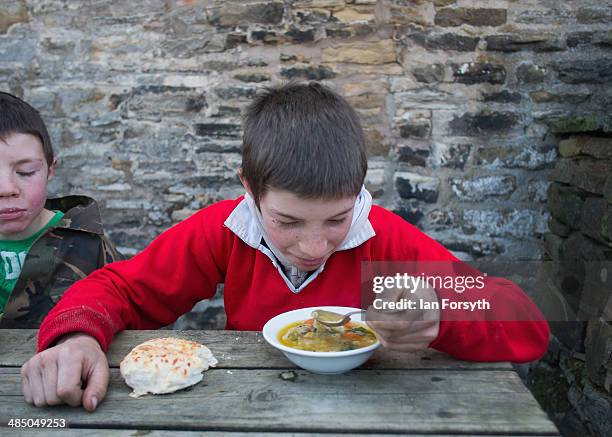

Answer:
[38,197,549,362]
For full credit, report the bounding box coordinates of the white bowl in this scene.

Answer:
[262,306,380,374]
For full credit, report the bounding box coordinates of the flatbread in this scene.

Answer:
[120,337,218,398]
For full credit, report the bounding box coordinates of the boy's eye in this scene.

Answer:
[328,218,347,225]
[279,221,299,227]
[17,171,36,177]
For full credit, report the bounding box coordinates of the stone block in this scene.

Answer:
[576,7,612,24]
[430,142,470,169]
[395,109,431,140]
[365,164,385,198]
[293,8,331,25]
[333,7,375,23]
[396,143,429,167]
[381,2,431,26]
[549,116,607,134]
[547,183,584,229]
[580,263,612,320]
[234,72,271,83]
[449,110,519,136]
[452,62,506,85]
[606,175,612,205]
[461,208,548,238]
[603,203,612,242]
[474,144,556,170]
[593,30,612,47]
[395,171,439,203]
[208,2,284,27]
[0,0,28,34]
[485,34,565,52]
[580,197,607,242]
[559,136,612,160]
[408,32,479,51]
[568,380,612,437]
[554,59,612,84]
[566,32,592,47]
[516,63,546,84]
[280,65,336,80]
[391,198,424,225]
[548,216,572,238]
[364,127,390,157]
[412,63,445,83]
[482,90,522,103]
[527,180,549,203]
[450,175,516,201]
[543,232,564,260]
[551,159,612,195]
[321,40,396,64]
[194,123,242,139]
[284,26,316,43]
[434,8,506,27]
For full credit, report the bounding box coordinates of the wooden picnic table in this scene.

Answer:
[0,329,558,436]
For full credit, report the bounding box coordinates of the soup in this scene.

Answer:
[278,318,377,352]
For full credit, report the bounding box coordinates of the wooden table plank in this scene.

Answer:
[0,368,558,435]
[0,330,511,370]
[0,431,559,437]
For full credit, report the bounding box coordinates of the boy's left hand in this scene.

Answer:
[366,282,440,352]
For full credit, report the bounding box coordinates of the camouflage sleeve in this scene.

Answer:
[97,235,124,267]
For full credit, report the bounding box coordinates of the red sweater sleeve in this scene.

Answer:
[37,201,234,352]
[370,207,550,363]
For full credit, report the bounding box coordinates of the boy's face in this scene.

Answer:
[258,187,356,271]
[0,133,54,240]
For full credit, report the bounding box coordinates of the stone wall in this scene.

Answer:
[529,131,612,437]
[1,0,609,259]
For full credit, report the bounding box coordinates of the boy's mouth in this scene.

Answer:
[0,208,26,220]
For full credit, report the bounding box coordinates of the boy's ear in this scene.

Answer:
[47,158,57,181]
[237,169,254,197]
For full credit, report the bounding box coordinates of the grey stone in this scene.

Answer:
[234,72,271,83]
[395,172,439,203]
[398,120,430,139]
[576,7,612,24]
[516,63,547,84]
[485,34,565,52]
[449,110,519,136]
[408,31,479,51]
[461,208,548,238]
[580,197,607,243]
[543,232,564,260]
[208,2,284,27]
[430,143,471,170]
[527,180,549,203]
[412,64,445,83]
[585,319,612,391]
[391,198,424,225]
[548,216,572,238]
[452,62,506,85]
[284,26,316,43]
[280,65,336,80]
[0,0,28,34]
[434,8,506,27]
[396,144,429,166]
[551,159,612,195]
[555,59,612,84]
[547,183,585,229]
[482,90,522,103]
[559,136,612,160]
[451,175,516,201]
[566,32,593,48]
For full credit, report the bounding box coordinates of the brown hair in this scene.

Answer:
[0,92,54,167]
[241,81,367,206]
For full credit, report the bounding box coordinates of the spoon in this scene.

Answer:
[311,309,364,327]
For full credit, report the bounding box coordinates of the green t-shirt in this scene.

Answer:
[0,211,64,313]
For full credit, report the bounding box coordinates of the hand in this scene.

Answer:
[20,333,109,411]
[366,281,440,352]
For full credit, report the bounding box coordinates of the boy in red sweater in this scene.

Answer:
[21,82,549,411]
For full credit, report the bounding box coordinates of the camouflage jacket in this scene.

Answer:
[0,195,122,328]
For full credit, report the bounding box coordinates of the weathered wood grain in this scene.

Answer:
[1,431,559,437]
[0,330,511,370]
[0,368,558,435]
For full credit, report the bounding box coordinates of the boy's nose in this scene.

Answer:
[0,175,19,197]
[298,237,330,259]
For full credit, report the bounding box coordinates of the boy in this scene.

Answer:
[0,92,122,328]
[21,82,549,411]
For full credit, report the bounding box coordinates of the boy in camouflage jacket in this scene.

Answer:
[0,92,122,328]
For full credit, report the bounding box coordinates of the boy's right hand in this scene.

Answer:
[20,333,109,411]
